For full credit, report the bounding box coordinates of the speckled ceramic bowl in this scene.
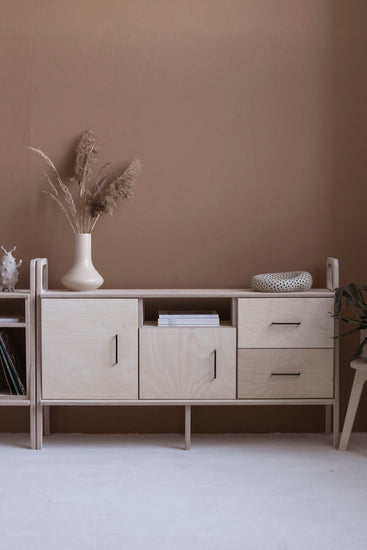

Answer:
[251,271,313,293]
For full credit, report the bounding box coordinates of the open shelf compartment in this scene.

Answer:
[141,297,236,327]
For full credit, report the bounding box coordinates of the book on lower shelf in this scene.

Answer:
[0,330,26,396]
[158,310,220,327]
[0,315,22,323]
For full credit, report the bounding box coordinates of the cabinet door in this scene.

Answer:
[139,327,236,399]
[41,299,138,399]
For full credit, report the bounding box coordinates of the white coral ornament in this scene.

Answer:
[0,246,22,292]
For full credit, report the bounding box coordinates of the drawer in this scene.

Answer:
[238,298,334,348]
[237,348,334,399]
[139,327,236,399]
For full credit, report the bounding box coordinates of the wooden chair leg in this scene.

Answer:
[339,369,367,451]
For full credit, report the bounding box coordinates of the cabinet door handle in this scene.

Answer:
[213,349,217,380]
[114,334,119,365]
[270,322,301,326]
[271,372,301,376]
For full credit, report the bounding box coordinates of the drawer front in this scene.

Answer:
[238,298,334,348]
[238,348,334,399]
[140,327,236,399]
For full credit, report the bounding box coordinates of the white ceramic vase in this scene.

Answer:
[61,233,104,291]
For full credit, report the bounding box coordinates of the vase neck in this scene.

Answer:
[74,233,92,264]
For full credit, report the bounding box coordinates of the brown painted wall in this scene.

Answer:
[1,0,367,433]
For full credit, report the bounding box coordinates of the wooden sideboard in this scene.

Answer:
[33,258,339,450]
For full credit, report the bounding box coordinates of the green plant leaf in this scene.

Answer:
[353,336,367,359]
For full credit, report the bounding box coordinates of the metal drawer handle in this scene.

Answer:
[271,372,301,376]
[213,349,217,380]
[114,334,119,365]
[270,322,301,326]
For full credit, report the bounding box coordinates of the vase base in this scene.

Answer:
[61,233,104,291]
[61,274,104,292]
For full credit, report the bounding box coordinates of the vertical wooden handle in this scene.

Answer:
[115,334,119,365]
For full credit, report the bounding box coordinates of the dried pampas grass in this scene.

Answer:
[29,131,142,233]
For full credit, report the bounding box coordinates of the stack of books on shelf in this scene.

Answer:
[0,330,25,396]
[158,311,220,327]
[0,315,22,323]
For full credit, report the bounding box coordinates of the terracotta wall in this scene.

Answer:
[1,0,367,433]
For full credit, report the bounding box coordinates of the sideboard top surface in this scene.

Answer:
[40,288,334,299]
[0,290,30,299]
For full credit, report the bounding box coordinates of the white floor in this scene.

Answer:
[0,433,366,550]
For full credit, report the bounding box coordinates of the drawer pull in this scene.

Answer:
[270,322,301,326]
[213,349,217,380]
[114,334,119,365]
[271,372,301,376]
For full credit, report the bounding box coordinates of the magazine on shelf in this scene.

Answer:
[157,325,220,328]
[158,310,219,319]
[0,331,25,395]
[0,315,22,323]
[158,310,220,327]
[158,319,220,325]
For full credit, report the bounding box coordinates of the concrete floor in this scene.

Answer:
[0,433,366,550]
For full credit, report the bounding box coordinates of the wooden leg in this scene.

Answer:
[43,406,50,436]
[36,402,43,450]
[339,369,367,451]
[30,401,36,450]
[333,400,340,448]
[325,405,332,435]
[185,405,191,451]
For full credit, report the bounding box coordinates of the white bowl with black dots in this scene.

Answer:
[251,271,313,293]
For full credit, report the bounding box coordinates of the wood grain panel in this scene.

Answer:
[238,348,334,399]
[41,299,138,399]
[140,327,236,399]
[41,289,334,299]
[238,298,334,348]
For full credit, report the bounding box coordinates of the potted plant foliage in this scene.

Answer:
[334,283,367,358]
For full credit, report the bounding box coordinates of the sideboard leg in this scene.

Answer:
[43,406,50,436]
[36,402,43,450]
[325,405,332,434]
[185,405,191,450]
[30,401,36,450]
[333,401,340,448]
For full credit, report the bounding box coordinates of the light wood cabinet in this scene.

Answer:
[140,327,236,399]
[0,289,35,449]
[33,257,340,450]
[237,298,335,400]
[41,298,138,399]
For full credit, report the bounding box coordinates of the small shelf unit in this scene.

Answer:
[0,286,36,448]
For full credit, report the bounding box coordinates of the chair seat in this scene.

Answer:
[350,358,367,371]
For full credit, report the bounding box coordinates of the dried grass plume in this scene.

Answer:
[28,131,142,233]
